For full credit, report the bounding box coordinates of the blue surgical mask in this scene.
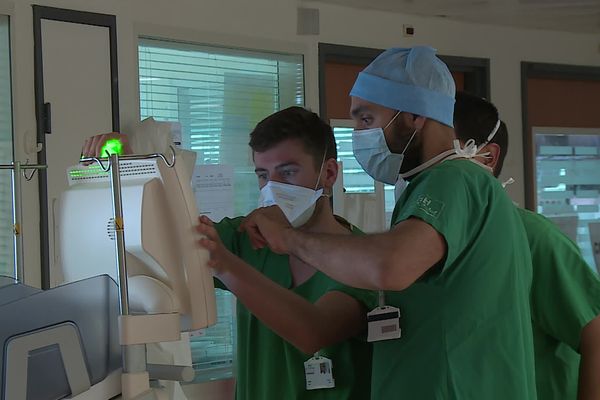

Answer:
[394,177,409,201]
[352,112,417,185]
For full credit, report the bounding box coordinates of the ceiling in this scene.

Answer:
[305,0,600,34]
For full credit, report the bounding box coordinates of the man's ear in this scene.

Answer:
[321,158,339,192]
[482,143,501,176]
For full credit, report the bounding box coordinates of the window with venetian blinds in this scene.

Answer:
[138,37,304,381]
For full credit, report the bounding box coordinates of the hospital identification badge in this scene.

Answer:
[367,305,401,342]
[304,354,335,390]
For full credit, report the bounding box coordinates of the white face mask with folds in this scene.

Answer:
[257,153,327,228]
[258,181,324,227]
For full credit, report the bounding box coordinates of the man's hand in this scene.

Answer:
[239,206,294,254]
[81,132,133,160]
[196,215,237,276]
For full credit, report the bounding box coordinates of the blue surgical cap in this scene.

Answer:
[350,46,455,127]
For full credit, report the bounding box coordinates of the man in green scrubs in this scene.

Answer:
[240,46,537,399]
[453,91,600,400]
[198,107,376,399]
[82,108,376,399]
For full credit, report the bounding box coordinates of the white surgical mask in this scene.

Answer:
[257,152,327,227]
[352,112,417,185]
[258,181,324,227]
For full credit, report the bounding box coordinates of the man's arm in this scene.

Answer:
[240,206,446,290]
[198,216,368,354]
[578,315,600,400]
[218,259,367,354]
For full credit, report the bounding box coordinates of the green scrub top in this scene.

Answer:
[519,208,600,400]
[372,159,537,400]
[214,217,377,400]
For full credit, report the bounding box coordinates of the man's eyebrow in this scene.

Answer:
[350,105,368,118]
[254,162,299,174]
[275,162,300,170]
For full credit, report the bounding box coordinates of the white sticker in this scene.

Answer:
[367,305,401,342]
[304,355,335,390]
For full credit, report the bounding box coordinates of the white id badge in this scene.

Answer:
[367,305,401,342]
[304,355,335,390]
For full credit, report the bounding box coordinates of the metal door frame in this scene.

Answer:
[33,5,119,288]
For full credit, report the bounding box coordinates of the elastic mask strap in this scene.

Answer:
[450,138,491,161]
[383,111,401,131]
[401,129,418,156]
[475,152,493,160]
[452,139,478,158]
[399,120,501,180]
[445,142,494,173]
[468,159,494,174]
[313,149,328,191]
[476,119,501,153]
[383,111,414,156]
[502,177,515,188]
[399,148,456,179]
[452,119,501,161]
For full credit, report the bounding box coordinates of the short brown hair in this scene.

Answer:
[453,91,508,177]
[249,106,337,169]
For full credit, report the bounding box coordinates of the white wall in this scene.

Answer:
[2,0,600,286]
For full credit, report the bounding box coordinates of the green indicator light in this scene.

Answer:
[100,138,124,157]
[70,164,108,179]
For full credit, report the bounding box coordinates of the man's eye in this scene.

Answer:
[282,169,297,177]
[256,173,267,181]
[355,116,373,128]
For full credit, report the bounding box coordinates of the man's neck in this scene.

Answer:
[420,121,456,164]
[300,197,351,235]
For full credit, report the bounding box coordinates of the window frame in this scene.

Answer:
[0,13,15,278]
[521,61,600,211]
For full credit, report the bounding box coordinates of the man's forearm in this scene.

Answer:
[285,218,445,291]
[286,229,403,290]
[217,254,362,354]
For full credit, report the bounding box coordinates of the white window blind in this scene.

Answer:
[0,15,13,277]
[138,37,304,382]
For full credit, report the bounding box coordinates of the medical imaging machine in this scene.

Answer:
[0,148,216,400]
